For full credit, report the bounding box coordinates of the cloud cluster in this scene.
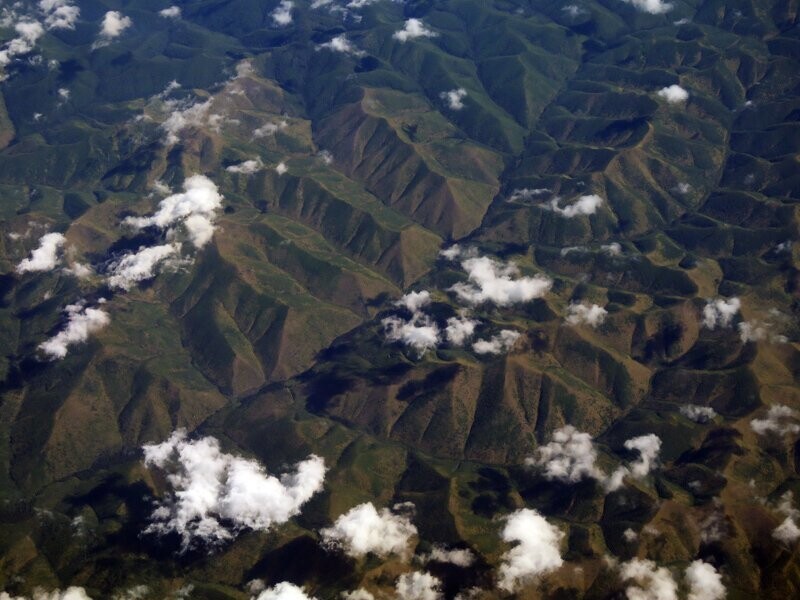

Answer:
[38,301,110,360]
[142,430,325,550]
[738,319,788,344]
[750,404,800,437]
[317,34,364,56]
[107,243,182,291]
[685,560,726,600]
[619,559,678,600]
[124,174,223,249]
[526,425,603,483]
[252,582,315,600]
[0,589,93,600]
[0,20,44,69]
[701,297,740,330]
[396,290,432,313]
[444,314,479,346]
[254,120,288,138]
[321,502,417,558]
[605,434,662,492]
[773,492,800,544]
[623,0,673,14]
[472,329,520,355]
[39,0,80,30]
[395,572,442,600]
[15,232,65,273]
[679,404,717,423]
[382,313,440,355]
[656,84,688,103]
[160,99,214,145]
[498,508,564,592]
[440,88,467,110]
[543,194,604,218]
[565,302,608,327]
[393,19,437,42]
[271,1,294,26]
[448,256,552,307]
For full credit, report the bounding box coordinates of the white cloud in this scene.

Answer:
[750,405,800,436]
[679,404,717,423]
[15,232,65,273]
[508,188,551,202]
[562,4,587,17]
[226,157,264,175]
[124,174,222,248]
[774,492,800,544]
[395,572,442,600]
[565,302,607,327]
[159,6,182,18]
[97,11,131,43]
[395,290,431,313]
[685,560,725,600]
[543,194,604,218]
[142,430,326,551]
[39,301,110,360]
[276,162,288,175]
[444,314,479,346]
[339,591,373,600]
[321,502,417,558]
[526,426,603,483]
[39,0,80,30]
[382,314,440,356]
[738,320,788,344]
[439,244,476,261]
[57,87,70,101]
[254,120,288,138]
[601,242,622,256]
[161,99,213,145]
[472,329,520,355]
[440,88,467,110]
[449,256,552,307]
[0,20,45,68]
[619,559,678,600]
[317,34,364,56]
[419,545,475,567]
[605,434,662,492]
[656,84,688,104]
[271,1,294,26]
[393,18,437,42]
[622,0,673,14]
[106,243,182,290]
[498,508,564,592]
[702,297,740,329]
[252,582,316,600]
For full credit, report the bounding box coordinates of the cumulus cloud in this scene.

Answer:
[419,545,475,567]
[159,6,182,18]
[685,560,725,600]
[395,290,432,313]
[142,430,326,551]
[95,11,131,46]
[254,120,288,138]
[773,492,800,544]
[393,18,437,42]
[605,434,662,492]
[543,194,604,218]
[702,297,740,330]
[38,301,110,360]
[619,559,678,600]
[0,20,44,69]
[438,244,476,261]
[15,232,65,273]
[449,256,552,307]
[39,0,80,30]
[601,242,623,256]
[161,99,213,145]
[440,88,467,110]
[317,34,364,55]
[321,502,417,558]
[738,319,788,344]
[124,174,223,248]
[271,1,294,26]
[252,582,316,600]
[395,572,442,600]
[383,313,440,356]
[750,405,800,437]
[526,425,603,483]
[106,243,182,290]
[226,157,264,175]
[622,0,673,14]
[656,84,688,103]
[276,162,288,175]
[472,329,520,355]
[679,404,717,423]
[498,508,564,592]
[565,302,607,328]
[0,588,94,600]
[444,314,479,346]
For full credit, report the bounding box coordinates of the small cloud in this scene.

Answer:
[275,162,288,175]
[605,434,662,492]
[40,0,80,30]
[271,0,294,26]
[702,297,740,329]
[508,188,551,202]
[419,545,475,567]
[673,182,692,195]
[562,4,587,17]
[750,404,800,437]
[679,404,717,423]
[0,588,95,599]
[340,591,373,600]
[159,6,182,18]
[142,430,326,551]
[0,20,45,71]
[543,194,604,218]
[393,18,437,43]
[160,98,213,145]
[498,508,564,592]
[449,256,552,307]
[773,492,800,545]
[600,242,622,256]
[226,157,264,175]
[472,329,520,355]
[685,560,726,600]
[565,302,607,328]
[656,84,689,104]
[317,34,364,56]
[16,231,65,274]
[253,120,288,138]
[382,313,440,355]
[622,0,673,14]
[95,11,132,46]
[321,502,417,558]
[395,290,432,313]
[526,425,604,483]
[395,572,442,600]
[439,88,467,110]
[316,149,334,165]
[619,559,677,600]
[106,243,182,290]
[251,582,316,600]
[38,301,109,360]
[444,313,479,346]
